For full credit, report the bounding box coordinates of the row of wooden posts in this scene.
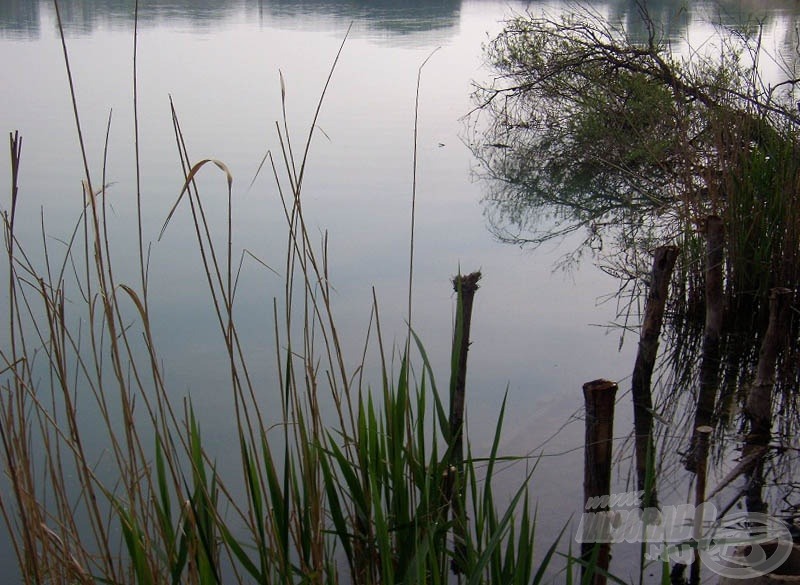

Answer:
[447,215,793,583]
[577,217,792,585]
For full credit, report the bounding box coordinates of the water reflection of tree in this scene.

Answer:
[0,0,41,38]
[0,0,461,38]
[468,4,800,516]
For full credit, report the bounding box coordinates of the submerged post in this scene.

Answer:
[690,425,712,585]
[686,215,725,472]
[447,270,481,575]
[582,378,618,585]
[630,245,679,506]
[743,287,792,514]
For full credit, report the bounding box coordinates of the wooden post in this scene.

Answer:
[631,246,679,506]
[449,271,481,471]
[582,379,618,585]
[448,270,481,575]
[743,287,792,514]
[686,215,725,472]
[690,426,712,585]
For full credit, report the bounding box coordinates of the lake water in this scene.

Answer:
[1,0,797,581]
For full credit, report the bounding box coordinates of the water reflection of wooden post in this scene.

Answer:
[448,270,481,574]
[631,245,679,506]
[690,425,712,585]
[686,215,724,472]
[582,379,617,585]
[744,287,792,514]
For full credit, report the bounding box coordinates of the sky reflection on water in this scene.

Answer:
[1,0,798,580]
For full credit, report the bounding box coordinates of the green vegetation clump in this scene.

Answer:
[469,5,800,423]
[471,6,800,287]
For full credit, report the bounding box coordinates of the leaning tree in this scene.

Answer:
[469,5,800,294]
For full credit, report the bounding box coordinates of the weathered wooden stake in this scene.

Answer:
[448,270,481,575]
[582,378,618,585]
[631,245,679,505]
[449,271,481,470]
[686,215,725,472]
[743,287,792,514]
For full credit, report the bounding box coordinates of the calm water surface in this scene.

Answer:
[1,0,797,581]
